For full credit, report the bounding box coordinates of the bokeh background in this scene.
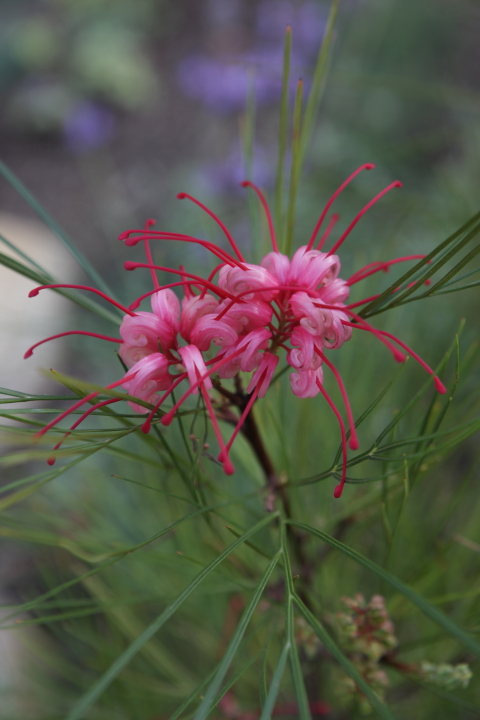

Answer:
[1,0,480,717]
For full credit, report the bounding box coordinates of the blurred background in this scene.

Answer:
[1,0,480,717]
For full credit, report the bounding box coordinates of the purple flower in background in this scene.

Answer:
[256,0,328,54]
[199,142,273,195]
[176,1,326,114]
[63,101,116,152]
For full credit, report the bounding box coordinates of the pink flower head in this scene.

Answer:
[26,166,447,493]
[122,353,172,413]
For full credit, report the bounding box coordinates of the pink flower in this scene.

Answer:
[26,165,446,496]
[122,353,172,413]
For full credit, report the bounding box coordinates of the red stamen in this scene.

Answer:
[214,283,319,323]
[327,181,402,256]
[142,219,159,288]
[315,349,359,449]
[28,284,135,316]
[307,164,375,251]
[124,262,236,300]
[176,193,245,262]
[312,302,406,362]
[179,265,193,299]
[34,376,132,440]
[373,328,447,393]
[346,293,381,309]
[220,384,261,460]
[346,255,425,286]
[341,321,405,362]
[47,398,120,465]
[121,231,242,268]
[24,331,123,359]
[316,213,340,251]
[316,379,347,498]
[129,281,201,311]
[240,181,278,253]
[200,263,226,299]
[201,382,234,474]
[141,372,188,434]
[161,347,246,426]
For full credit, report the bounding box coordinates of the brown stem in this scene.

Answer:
[214,376,313,589]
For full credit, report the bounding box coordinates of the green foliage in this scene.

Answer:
[0,1,480,719]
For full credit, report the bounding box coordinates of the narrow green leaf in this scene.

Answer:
[193,551,281,719]
[288,521,480,659]
[299,0,340,168]
[0,158,117,299]
[208,652,262,714]
[282,524,312,720]
[65,513,279,720]
[284,79,303,256]
[0,251,121,324]
[275,25,292,240]
[294,596,396,720]
[0,232,47,274]
[360,212,480,318]
[259,642,290,720]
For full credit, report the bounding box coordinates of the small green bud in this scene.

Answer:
[421,661,473,690]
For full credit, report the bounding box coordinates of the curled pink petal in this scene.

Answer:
[290,366,324,398]
[218,263,279,301]
[319,278,350,305]
[287,327,322,371]
[246,352,279,398]
[260,251,290,284]
[190,314,238,352]
[179,345,213,393]
[288,246,340,289]
[217,297,273,334]
[151,288,180,332]
[180,293,219,342]
[119,311,177,363]
[122,353,172,413]
[290,292,332,336]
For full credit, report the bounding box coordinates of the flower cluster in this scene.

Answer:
[331,594,396,714]
[335,594,398,662]
[25,164,446,497]
[333,594,472,714]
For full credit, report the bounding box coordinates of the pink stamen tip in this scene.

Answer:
[333,485,343,499]
[394,349,407,363]
[145,218,156,229]
[142,419,152,434]
[47,457,56,466]
[223,459,235,475]
[349,438,359,450]
[124,261,136,270]
[24,331,123,359]
[435,377,447,394]
[161,411,175,426]
[27,284,135,316]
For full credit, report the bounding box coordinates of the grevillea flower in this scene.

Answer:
[25,165,447,497]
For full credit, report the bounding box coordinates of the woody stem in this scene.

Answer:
[229,377,312,589]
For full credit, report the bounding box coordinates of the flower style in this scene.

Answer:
[25,164,447,497]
